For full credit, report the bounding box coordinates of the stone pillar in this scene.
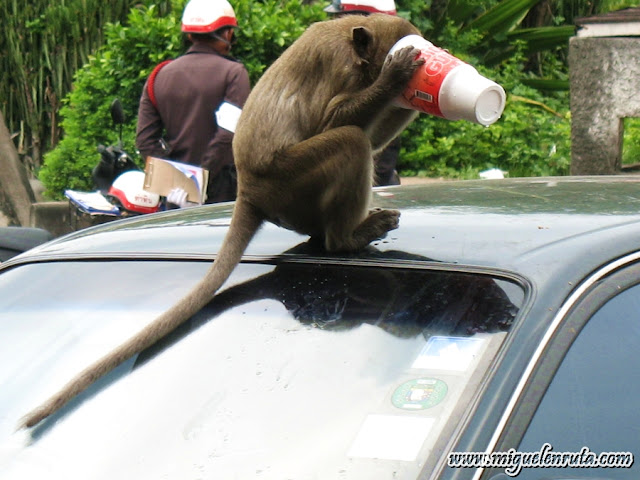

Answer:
[569,37,640,175]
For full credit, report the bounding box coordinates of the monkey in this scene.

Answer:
[19,13,424,429]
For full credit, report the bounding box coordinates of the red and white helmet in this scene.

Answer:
[181,0,238,34]
[324,0,397,15]
[108,171,161,215]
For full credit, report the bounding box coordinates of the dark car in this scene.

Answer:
[0,227,52,262]
[0,176,638,480]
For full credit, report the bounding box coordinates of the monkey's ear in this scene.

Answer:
[351,26,373,60]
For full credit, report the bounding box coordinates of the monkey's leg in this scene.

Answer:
[276,126,400,252]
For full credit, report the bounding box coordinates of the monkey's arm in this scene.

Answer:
[369,106,418,153]
[321,45,423,132]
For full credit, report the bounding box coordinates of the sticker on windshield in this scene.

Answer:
[412,336,484,372]
[391,378,447,410]
[347,414,435,461]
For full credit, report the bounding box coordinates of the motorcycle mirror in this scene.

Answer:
[110,98,125,149]
[110,99,125,125]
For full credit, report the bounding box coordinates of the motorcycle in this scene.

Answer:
[65,99,161,226]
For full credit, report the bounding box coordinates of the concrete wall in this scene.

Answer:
[569,36,640,174]
[30,201,118,238]
[1,109,114,238]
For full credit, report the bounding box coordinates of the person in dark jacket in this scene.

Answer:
[136,0,251,204]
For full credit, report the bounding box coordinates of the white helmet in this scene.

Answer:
[324,0,397,15]
[108,171,161,214]
[181,0,238,34]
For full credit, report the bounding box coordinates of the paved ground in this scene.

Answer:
[399,176,444,185]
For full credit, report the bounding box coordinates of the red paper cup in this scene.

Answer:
[389,35,506,126]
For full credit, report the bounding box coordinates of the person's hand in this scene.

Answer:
[166,187,189,208]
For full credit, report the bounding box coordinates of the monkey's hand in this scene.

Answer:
[380,46,424,93]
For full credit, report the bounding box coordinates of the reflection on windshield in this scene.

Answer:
[0,255,524,480]
[140,259,519,361]
[133,259,522,479]
[226,264,515,334]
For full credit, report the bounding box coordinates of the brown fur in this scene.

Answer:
[19,14,423,429]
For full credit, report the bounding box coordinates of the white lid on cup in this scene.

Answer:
[438,64,506,126]
[474,85,506,125]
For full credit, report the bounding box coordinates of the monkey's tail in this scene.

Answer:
[18,198,264,430]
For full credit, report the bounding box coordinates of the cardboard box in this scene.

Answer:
[143,157,208,204]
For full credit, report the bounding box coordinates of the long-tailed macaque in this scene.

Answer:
[20,13,423,429]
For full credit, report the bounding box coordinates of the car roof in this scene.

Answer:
[13,175,640,286]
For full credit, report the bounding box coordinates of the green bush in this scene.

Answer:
[398,32,571,179]
[399,94,571,179]
[623,118,640,166]
[233,1,327,83]
[40,0,325,199]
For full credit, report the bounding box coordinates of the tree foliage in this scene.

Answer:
[35,0,638,197]
[39,0,326,198]
[399,41,571,178]
[393,0,580,179]
[0,0,136,173]
[393,1,575,179]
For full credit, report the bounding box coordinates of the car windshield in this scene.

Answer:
[0,258,524,479]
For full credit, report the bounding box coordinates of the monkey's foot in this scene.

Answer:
[354,208,401,246]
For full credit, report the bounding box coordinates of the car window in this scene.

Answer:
[516,282,640,479]
[0,259,524,479]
